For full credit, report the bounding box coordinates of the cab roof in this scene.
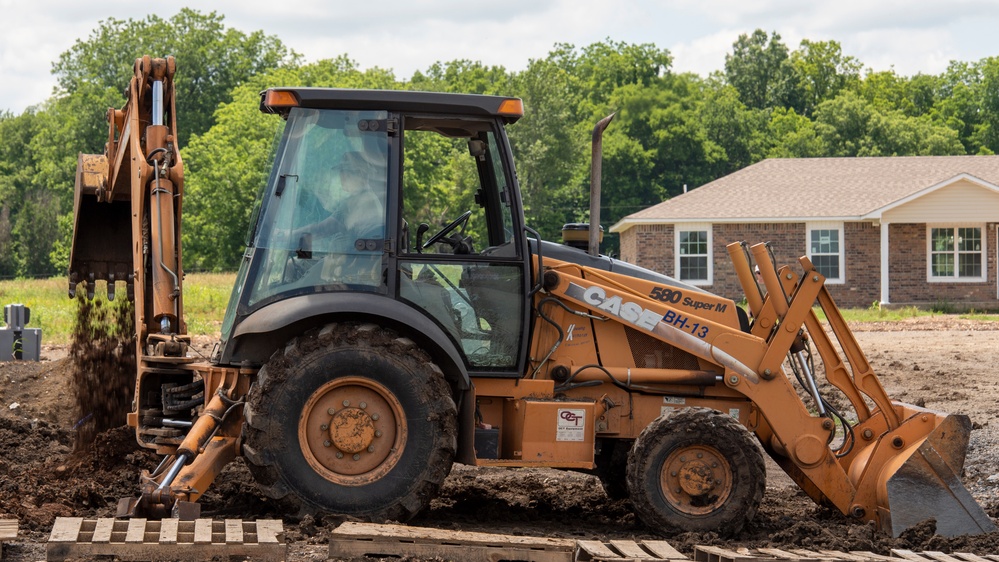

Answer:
[260,88,523,124]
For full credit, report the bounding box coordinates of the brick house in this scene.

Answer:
[611,156,999,309]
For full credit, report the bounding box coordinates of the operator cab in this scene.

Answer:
[218,89,531,376]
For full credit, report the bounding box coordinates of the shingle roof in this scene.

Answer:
[613,156,999,230]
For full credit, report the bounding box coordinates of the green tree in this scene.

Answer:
[506,48,587,240]
[791,39,862,116]
[724,30,802,111]
[52,8,294,148]
[765,107,827,158]
[815,91,964,156]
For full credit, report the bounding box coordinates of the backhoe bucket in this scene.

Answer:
[859,404,995,537]
[69,153,133,299]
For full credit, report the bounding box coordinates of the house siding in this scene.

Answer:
[888,222,998,307]
[620,224,673,273]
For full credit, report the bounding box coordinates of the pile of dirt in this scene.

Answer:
[0,316,997,561]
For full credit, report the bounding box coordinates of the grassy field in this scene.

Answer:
[0,274,995,345]
[0,273,236,344]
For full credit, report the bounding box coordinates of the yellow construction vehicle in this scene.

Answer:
[69,56,994,537]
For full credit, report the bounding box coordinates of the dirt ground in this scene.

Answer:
[1,316,998,561]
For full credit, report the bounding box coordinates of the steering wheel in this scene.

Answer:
[422,210,472,250]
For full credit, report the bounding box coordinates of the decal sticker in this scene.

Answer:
[729,408,740,419]
[682,296,728,313]
[557,408,586,442]
[662,310,710,338]
[567,283,661,331]
[663,397,686,405]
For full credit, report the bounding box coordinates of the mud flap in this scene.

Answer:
[881,414,996,537]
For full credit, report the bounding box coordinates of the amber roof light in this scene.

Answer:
[497,98,524,118]
[263,89,300,109]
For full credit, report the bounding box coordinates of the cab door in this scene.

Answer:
[394,115,530,377]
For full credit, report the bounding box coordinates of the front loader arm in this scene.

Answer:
[538,245,993,536]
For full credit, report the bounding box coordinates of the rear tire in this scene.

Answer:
[626,407,765,536]
[243,322,457,521]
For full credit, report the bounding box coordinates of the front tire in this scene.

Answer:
[626,407,765,536]
[243,323,457,521]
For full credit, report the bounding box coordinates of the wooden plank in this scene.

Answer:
[333,521,574,549]
[331,522,572,562]
[789,549,838,560]
[578,540,620,560]
[125,518,146,544]
[225,519,243,544]
[91,518,115,544]
[193,518,212,545]
[643,540,689,561]
[893,550,934,562]
[849,552,897,562]
[158,518,178,544]
[951,554,994,562]
[695,545,767,562]
[0,519,16,540]
[759,547,821,561]
[256,519,284,544]
[333,538,570,562]
[923,553,970,562]
[610,540,656,559]
[817,551,868,562]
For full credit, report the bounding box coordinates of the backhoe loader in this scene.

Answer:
[68,56,995,538]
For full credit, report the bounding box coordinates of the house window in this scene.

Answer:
[675,225,711,284]
[807,223,844,283]
[929,226,985,281]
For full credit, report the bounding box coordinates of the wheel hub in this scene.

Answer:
[330,407,376,453]
[661,445,733,515]
[299,377,407,485]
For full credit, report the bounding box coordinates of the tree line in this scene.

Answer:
[1,12,998,277]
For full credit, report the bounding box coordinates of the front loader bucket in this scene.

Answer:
[861,405,996,537]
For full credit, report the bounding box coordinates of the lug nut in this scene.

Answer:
[336,452,343,459]
[375,430,383,438]
[367,446,375,453]
[372,414,380,421]
[320,424,328,431]
[359,402,367,409]
[353,454,360,461]
[327,408,336,415]
[323,440,331,447]
[342,400,350,407]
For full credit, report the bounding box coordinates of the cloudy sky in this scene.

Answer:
[2,0,997,113]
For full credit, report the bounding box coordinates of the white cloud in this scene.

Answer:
[1,0,997,113]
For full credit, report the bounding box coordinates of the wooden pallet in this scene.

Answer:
[46,517,285,561]
[330,521,575,562]
[576,539,689,561]
[693,547,999,562]
[1,519,17,558]
[890,552,999,562]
